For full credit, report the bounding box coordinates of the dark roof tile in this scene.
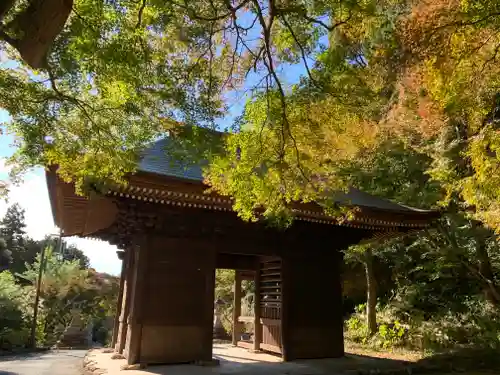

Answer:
[138,138,432,214]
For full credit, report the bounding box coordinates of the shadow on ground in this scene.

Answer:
[85,345,500,375]
[411,347,500,373]
[0,352,47,362]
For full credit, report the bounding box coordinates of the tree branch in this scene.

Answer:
[169,0,251,22]
[279,14,319,87]
[208,22,215,97]
[253,0,309,184]
[0,28,18,48]
[303,11,352,31]
[136,0,147,29]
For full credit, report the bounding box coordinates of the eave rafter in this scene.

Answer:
[105,175,437,232]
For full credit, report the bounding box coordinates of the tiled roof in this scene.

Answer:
[138,137,204,181]
[138,138,431,214]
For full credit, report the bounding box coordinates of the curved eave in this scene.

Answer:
[45,168,118,237]
[47,165,440,239]
[106,171,440,231]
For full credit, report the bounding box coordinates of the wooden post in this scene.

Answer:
[111,250,126,349]
[232,270,242,346]
[125,242,148,365]
[280,256,290,361]
[253,263,261,352]
[117,248,135,353]
[203,266,216,361]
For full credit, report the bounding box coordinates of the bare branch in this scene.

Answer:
[480,41,500,74]
[302,12,352,31]
[169,0,251,22]
[238,15,259,32]
[208,22,215,97]
[253,0,309,184]
[71,6,98,32]
[45,65,119,142]
[252,0,286,154]
[222,32,239,90]
[279,14,319,87]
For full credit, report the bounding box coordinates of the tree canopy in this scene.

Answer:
[0,203,90,274]
[2,0,500,229]
[0,203,116,349]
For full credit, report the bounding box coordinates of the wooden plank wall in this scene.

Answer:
[137,237,215,364]
[282,251,344,360]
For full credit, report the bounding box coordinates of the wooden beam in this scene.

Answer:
[240,270,256,280]
[232,270,242,346]
[216,253,258,271]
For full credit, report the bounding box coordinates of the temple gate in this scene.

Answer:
[46,137,439,365]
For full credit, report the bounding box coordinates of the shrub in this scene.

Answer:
[412,298,500,350]
[345,298,500,352]
[0,272,32,349]
[345,306,409,349]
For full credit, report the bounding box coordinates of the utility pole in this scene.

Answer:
[30,231,63,348]
[30,244,46,348]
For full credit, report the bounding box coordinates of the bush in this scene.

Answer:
[345,304,409,349]
[345,298,500,352]
[413,298,500,350]
[0,272,32,349]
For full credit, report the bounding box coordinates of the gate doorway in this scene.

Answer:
[230,256,283,358]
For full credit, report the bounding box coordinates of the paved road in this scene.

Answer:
[0,350,86,375]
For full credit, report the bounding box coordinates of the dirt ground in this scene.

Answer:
[345,342,424,362]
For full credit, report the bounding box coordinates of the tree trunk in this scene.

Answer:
[4,0,73,68]
[466,221,500,306]
[364,249,377,335]
[476,239,500,305]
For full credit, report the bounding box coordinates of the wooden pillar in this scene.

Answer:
[281,251,344,360]
[232,270,242,346]
[280,256,290,361]
[116,247,135,353]
[124,242,148,365]
[203,267,216,361]
[111,250,126,349]
[253,263,261,352]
